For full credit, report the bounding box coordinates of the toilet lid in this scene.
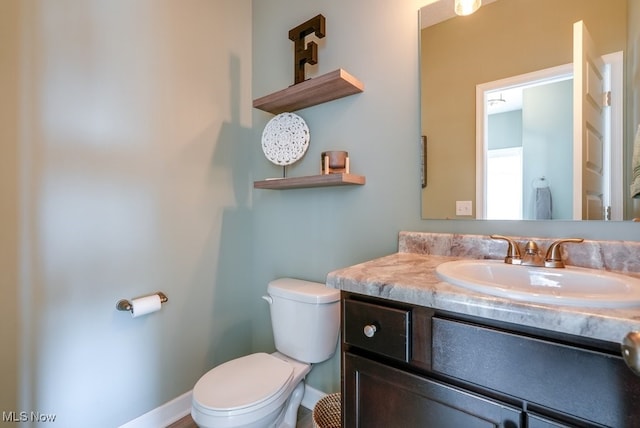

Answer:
[193,353,293,411]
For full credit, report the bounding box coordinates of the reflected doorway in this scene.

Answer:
[483,70,573,220]
[486,147,523,220]
[476,53,623,220]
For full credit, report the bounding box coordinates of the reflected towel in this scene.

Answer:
[631,125,640,198]
[535,187,552,220]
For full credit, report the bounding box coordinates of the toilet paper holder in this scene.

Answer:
[116,292,168,313]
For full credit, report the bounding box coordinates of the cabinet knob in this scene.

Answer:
[622,331,640,376]
[363,324,377,338]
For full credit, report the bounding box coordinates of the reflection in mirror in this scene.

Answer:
[478,53,624,221]
[480,67,575,220]
[420,0,638,221]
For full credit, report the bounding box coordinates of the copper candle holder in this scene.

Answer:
[321,151,349,174]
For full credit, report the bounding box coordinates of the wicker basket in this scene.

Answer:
[312,393,341,428]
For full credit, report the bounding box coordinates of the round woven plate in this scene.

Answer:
[261,112,310,166]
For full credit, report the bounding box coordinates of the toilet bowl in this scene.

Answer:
[192,352,310,428]
[191,278,340,428]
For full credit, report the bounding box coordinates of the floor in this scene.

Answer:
[167,406,313,428]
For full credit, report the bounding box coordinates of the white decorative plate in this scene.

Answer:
[261,112,310,166]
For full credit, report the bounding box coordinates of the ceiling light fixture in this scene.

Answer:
[488,93,506,107]
[454,0,482,16]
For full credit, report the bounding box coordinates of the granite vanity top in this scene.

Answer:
[326,232,640,345]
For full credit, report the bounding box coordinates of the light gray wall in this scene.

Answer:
[522,79,573,220]
[251,0,423,392]
[488,110,522,150]
[6,1,252,426]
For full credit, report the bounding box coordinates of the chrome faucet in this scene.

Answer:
[491,235,584,268]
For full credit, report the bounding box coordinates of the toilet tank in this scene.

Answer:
[265,278,340,364]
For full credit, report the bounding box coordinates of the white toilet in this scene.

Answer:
[191,278,341,428]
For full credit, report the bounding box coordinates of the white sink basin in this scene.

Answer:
[435,259,640,308]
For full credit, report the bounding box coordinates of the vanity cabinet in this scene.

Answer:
[341,292,640,428]
[344,354,522,427]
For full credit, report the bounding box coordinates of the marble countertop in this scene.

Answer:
[326,251,640,345]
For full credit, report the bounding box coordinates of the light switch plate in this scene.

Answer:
[456,200,473,216]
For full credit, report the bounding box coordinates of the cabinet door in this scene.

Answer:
[343,353,522,428]
[432,317,640,427]
[527,413,574,428]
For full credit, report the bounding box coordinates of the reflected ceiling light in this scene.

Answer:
[488,93,506,107]
[454,0,482,16]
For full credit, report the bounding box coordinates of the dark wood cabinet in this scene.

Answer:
[527,413,575,428]
[344,352,522,428]
[341,292,640,428]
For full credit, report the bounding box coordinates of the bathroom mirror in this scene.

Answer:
[420,0,635,220]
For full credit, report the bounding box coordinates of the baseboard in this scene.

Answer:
[118,390,192,428]
[301,384,327,411]
[119,384,329,427]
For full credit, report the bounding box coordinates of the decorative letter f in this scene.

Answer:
[289,14,326,85]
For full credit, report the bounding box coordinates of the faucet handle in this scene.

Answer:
[490,235,522,264]
[544,238,584,268]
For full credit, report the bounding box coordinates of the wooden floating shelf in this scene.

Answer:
[253,69,364,114]
[254,173,366,190]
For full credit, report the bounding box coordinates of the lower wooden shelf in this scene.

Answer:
[254,173,366,190]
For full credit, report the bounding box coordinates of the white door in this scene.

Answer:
[573,20,607,220]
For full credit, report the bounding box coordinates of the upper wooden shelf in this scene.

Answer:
[254,173,365,190]
[253,69,364,114]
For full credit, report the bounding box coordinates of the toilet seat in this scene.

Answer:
[193,353,293,416]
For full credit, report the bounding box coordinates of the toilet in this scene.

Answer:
[191,278,341,428]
